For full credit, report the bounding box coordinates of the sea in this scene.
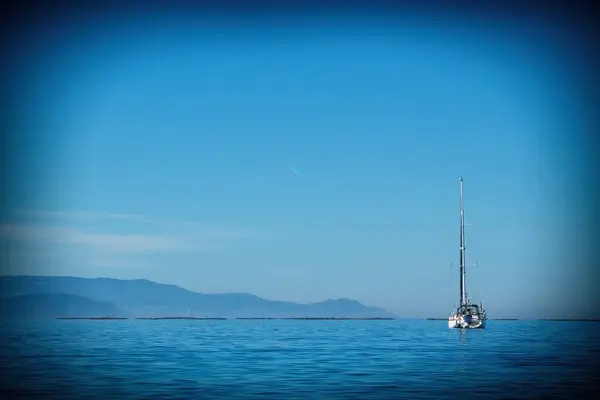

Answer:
[1,319,598,399]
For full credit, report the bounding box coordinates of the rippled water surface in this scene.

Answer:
[1,320,598,399]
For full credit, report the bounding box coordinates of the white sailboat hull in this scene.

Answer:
[448,313,486,329]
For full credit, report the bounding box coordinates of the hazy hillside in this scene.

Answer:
[0,293,124,320]
[0,275,396,318]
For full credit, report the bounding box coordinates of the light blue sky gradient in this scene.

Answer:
[4,12,593,318]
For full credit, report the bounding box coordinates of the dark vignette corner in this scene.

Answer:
[1,0,599,398]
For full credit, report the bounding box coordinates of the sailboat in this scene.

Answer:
[448,177,487,329]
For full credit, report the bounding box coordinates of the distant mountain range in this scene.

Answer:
[1,293,125,320]
[0,275,396,319]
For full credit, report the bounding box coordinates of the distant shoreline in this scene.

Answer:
[54,316,396,321]
[135,317,227,320]
[56,317,129,320]
[537,318,600,322]
[52,317,600,321]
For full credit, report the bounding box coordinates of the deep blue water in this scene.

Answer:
[1,320,598,399]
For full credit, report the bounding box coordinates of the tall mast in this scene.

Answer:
[459,177,467,306]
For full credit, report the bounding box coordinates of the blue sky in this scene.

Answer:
[3,11,593,318]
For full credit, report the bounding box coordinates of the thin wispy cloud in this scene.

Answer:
[17,210,148,221]
[0,210,266,255]
[0,223,194,254]
[287,164,302,176]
